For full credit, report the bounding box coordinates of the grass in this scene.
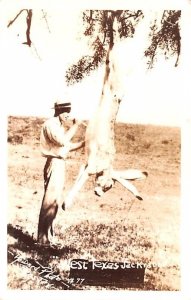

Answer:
[7,116,180,290]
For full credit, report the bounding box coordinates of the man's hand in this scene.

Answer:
[73,119,87,127]
[72,118,81,126]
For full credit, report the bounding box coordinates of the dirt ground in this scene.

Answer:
[7,116,180,290]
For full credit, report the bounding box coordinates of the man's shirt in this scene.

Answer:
[40,117,70,159]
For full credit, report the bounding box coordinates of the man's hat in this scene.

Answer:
[52,100,71,111]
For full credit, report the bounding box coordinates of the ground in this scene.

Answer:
[7,116,180,290]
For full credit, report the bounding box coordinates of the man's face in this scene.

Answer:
[59,111,71,122]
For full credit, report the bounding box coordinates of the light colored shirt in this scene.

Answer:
[40,117,70,159]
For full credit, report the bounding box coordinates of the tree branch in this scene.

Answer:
[7,9,26,27]
[41,9,51,33]
[22,9,32,47]
[145,10,181,69]
[7,9,33,47]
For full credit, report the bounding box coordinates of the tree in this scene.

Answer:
[65,10,181,84]
[63,10,181,200]
[65,10,144,84]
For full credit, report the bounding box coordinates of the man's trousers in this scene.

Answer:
[37,157,65,244]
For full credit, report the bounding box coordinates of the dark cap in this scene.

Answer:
[52,100,71,112]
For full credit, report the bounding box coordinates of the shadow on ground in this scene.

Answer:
[7,223,81,290]
[7,223,78,256]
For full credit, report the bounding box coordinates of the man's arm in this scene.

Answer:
[58,141,85,159]
[45,119,83,146]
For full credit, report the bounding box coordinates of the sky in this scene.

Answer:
[0,4,190,128]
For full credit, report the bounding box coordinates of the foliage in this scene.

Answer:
[65,10,144,85]
[66,9,181,85]
[145,10,181,68]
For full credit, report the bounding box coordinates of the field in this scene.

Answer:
[7,116,180,290]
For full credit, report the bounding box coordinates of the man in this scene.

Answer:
[37,100,85,245]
